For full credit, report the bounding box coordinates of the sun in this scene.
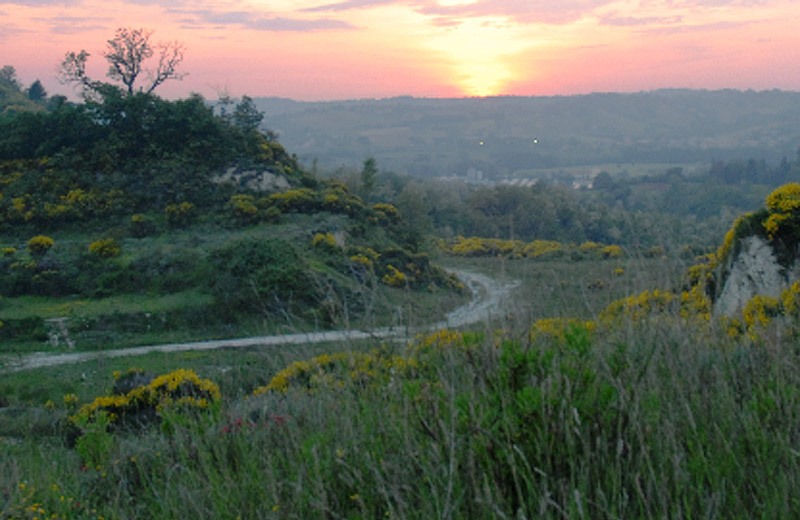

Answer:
[454,61,514,97]
[424,16,531,97]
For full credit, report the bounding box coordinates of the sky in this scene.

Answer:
[2,0,800,101]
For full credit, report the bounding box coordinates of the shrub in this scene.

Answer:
[26,235,54,256]
[381,264,407,287]
[129,213,156,237]
[524,240,563,258]
[70,368,221,433]
[600,244,623,259]
[311,232,339,250]
[227,194,258,223]
[208,237,317,317]
[252,350,412,395]
[267,188,318,213]
[371,202,400,225]
[88,238,121,258]
[764,183,800,244]
[165,202,196,228]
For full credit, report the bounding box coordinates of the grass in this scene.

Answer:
[6,252,798,518]
[1,214,471,355]
[3,315,800,518]
[0,290,213,321]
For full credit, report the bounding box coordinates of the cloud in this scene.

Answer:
[169,7,354,31]
[304,0,397,12]
[35,15,111,34]
[419,0,616,25]
[600,14,684,27]
[0,0,80,5]
[306,0,620,25]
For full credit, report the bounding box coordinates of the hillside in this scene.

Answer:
[0,88,465,352]
[256,89,800,177]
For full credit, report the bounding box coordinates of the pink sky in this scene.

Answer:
[2,0,799,101]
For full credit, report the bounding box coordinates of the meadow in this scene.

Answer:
[7,250,800,519]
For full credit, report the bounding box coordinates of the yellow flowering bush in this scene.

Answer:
[88,238,121,258]
[70,369,220,430]
[228,194,258,222]
[371,202,400,225]
[600,245,624,259]
[253,350,413,395]
[530,318,597,344]
[26,235,54,256]
[381,264,407,287]
[524,240,563,258]
[742,294,781,330]
[781,281,800,316]
[764,183,800,240]
[164,201,196,228]
[349,253,374,269]
[312,232,339,250]
[600,289,677,322]
[267,188,318,212]
[679,285,712,321]
[579,241,601,252]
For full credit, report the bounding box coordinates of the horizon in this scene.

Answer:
[3,1,799,102]
[250,87,800,104]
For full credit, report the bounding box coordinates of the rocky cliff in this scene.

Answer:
[714,235,800,316]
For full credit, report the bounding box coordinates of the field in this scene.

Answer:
[9,253,800,518]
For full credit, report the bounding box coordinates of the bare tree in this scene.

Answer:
[59,28,185,96]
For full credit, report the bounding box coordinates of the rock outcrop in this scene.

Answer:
[714,235,800,316]
[213,167,291,192]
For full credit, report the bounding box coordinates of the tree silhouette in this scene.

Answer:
[59,28,185,97]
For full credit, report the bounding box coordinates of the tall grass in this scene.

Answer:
[4,315,800,519]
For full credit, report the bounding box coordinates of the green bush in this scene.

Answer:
[129,214,156,237]
[208,237,317,318]
[165,202,196,228]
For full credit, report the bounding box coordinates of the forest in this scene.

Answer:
[4,32,800,518]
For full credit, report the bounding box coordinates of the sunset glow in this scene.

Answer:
[1,0,799,100]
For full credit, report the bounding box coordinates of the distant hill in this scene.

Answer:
[254,90,800,177]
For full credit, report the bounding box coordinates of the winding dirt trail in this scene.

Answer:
[1,270,518,373]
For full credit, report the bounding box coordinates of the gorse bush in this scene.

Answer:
[444,235,626,261]
[26,235,54,256]
[87,238,121,258]
[764,182,800,241]
[70,368,221,433]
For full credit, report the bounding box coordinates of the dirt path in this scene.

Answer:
[1,270,518,373]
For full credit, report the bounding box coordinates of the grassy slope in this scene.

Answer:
[3,297,800,518]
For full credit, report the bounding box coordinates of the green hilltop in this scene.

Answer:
[0,79,461,350]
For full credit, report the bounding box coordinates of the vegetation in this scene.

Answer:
[7,30,800,519]
[0,36,463,352]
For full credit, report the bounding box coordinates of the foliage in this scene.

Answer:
[380,264,407,288]
[70,368,220,432]
[129,213,156,237]
[227,194,258,224]
[253,349,413,395]
[88,238,121,258]
[164,202,196,228]
[444,235,626,261]
[763,183,800,246]
[207,237,317,319]
[26,235,54,256]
